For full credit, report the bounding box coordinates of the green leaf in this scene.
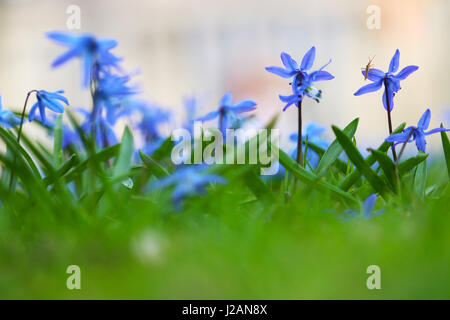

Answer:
[113,127,134,179]
[332,125,388,196]
[152,137,174,161]
[243,168,273,200]
[339,122,406,191]
[53,115,63,167]
[398,153,428,175]
[316,118,359,178]
[272,142,357,204]
[0,126,41,178]
[18,132,54,173]
[44,154,79,186]
[304,141,348,174]
[370,149,398,192]
[139,150,170,178]
[64,144,121,182]
[265,114,279,130]
[414,155,427,199]
[440,125,450,179]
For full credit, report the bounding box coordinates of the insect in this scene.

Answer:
[362,55,376,80]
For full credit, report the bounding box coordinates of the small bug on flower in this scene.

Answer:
[362,55,376,80]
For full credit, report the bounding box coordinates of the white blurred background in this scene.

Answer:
[0,0,449,152]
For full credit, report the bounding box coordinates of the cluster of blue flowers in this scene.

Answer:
[1,31,449,212]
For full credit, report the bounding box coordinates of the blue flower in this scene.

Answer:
[354,49,419,111]
[62,125,82,149]
[76,108,118,149]
[47,31,121,87]
[341,194,385,221]
[289,122,329,168]
[386,109,450,152]
[196,92,256,135]
[265,47,334,110]
[116,100,171,141]
[93,73,139,124]
[148,166,227,209]
[28,90,69,125]
[0,95,21,128]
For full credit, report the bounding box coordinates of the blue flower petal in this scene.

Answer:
[28,102,39,122]
[310,70,334,81]
[361,68,385,81]
[424,127,450,135]
[417,109,431,130]
[300,46,316,71]
[362,194,377,219]
[231,100,257,113]
[354,79,383,96]
[51,47,82,68]
[220,93,232,107]
[388,49,400,73]
[382,84,395,111]
[197,110,220,121]
[395,65,419,80]
[265,66,296,78]
[279,94,301,111]
[280,52,298,71]
[415,131,427,152]
[386,128,414,143]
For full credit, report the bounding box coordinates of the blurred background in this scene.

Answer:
[0,0,449,152]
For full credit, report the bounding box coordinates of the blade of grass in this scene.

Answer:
[398,153,428,175]
[414,154,427,199]
[369,149,398,192]
[316,118,359,178]
[339,122,406,191]
[0,127,41,178]
[271,142,357,204]
[43,154,79,186]
[139,150,170,178]
[332,125,388,196]
[113,127,134,179]
[53,115,63,167]
[64,144,120,182]
[440,124,450,179]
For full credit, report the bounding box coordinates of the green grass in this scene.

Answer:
[0,119,449,299]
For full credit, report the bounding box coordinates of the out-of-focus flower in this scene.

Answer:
[386,109,450,152]
[354,49,418,111]
[341,194,384,220]
[76,108,118,148]
[148,166,226,209]
[28,90,68,125]
[265,47,334,110]
[116,100,171,141]
[47,31,121,87]
[289,122,329,168]
[93,73,139,124]
[62,125,82,149]
[196,92,256,135]
[0,95,21,128]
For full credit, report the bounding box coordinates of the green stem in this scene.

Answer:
[9,90,38,189]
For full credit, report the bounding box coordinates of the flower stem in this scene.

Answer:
[16,90,37,144]
[9,90,38,189]
[384,79,397,162]
[296,101,303,167]
[295,73,304,167]
[396,129,414,164]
